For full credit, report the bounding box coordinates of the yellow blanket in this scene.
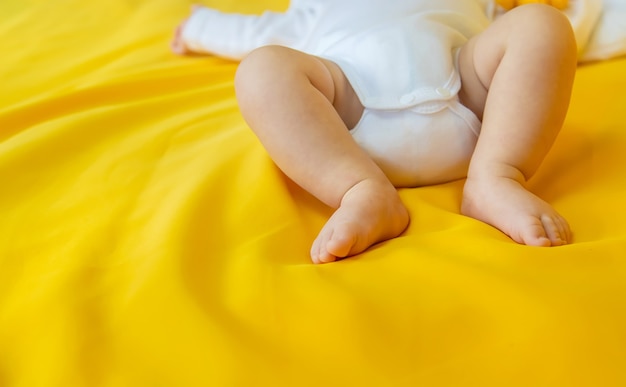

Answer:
[1,0,625,385]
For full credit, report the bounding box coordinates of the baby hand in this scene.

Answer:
[170,5,203,55]
[171,22,189,55]
[496,0,569,10]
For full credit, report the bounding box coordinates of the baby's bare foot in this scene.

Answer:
[310,179,409,264]
[461,175,571,246]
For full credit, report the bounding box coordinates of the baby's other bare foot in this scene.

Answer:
[310,179,409,264]
[461,175,571,246]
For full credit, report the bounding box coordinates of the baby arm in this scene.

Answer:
[171,4,317,60]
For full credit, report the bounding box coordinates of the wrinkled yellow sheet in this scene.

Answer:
[1,0,625,386]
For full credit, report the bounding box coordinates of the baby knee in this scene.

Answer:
[510,4,577,55]
[515,4,575,37]
[235,45,316,112]
[235,46,285,93]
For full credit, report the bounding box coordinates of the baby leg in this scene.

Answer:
[457,4,576,246]
[234,46,409,263]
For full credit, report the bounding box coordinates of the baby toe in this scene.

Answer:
[541,215,566,246]
[518,217,551,247]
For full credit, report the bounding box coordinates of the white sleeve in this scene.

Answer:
[579,0,626,62]
[180,5,319,60]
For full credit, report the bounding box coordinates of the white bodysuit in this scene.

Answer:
[181,0,491,186]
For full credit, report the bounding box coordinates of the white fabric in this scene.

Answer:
[181,0,490,110]
[352,94,482,186]
[179,0,626,184]
[580,0,626,62]
[181,0,489,185]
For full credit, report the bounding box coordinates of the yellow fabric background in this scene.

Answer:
[1,0,625,386]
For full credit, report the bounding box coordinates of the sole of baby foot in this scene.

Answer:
[310,179,409,264]
[461,175,571,247]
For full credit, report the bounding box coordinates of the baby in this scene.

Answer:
[172,0,576,264]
